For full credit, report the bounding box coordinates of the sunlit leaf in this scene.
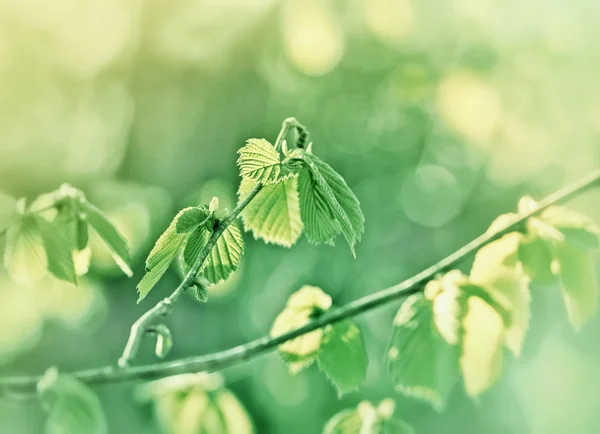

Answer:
[323,400,414,434]
[3,215,48,285]
[460,296,505,398]
[425,270,467,346]
[470,233,530,356]
[200,221,245,285]
[81,200,132,277]
[35,216,77,284]
[237,138,294,184]
[297,152,364,256]
[175,206,210,234]
[555,242,598,330]
[0,192,17,233]
[38,368,108,434]
[238,177,303,247]
[317,320,368,396]
[387,294,459,411]
[540,205,600,249]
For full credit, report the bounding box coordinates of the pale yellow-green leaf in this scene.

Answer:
[0,192,17,233]
[555,242,598,330]
[238,177,303,247]
[460,296,505,397]
[540,205,600,249]
[287,285,332,311]
[3,215,48,285]
[237,138,294,184]
[425,270,467,346]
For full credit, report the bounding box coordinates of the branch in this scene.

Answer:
[1,169,599,395]
[117,118,299,367]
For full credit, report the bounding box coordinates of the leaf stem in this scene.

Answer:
[1,169,599,394]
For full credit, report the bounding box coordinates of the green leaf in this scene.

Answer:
[81,200,132,277]
[138,213,189,302]
[175,206,210,234]
[237,138,294,184]
[271,286,332,373]
[555,242,598,330]
[38,368,107,434]
[298,167,340,245]
[540,205,600,249]
[139,373,254,434]
[200,221,245,285]
[3,215,48,285]
[75,215,89,251]
[238,177,303,247]
[297,152,364,256]
[0,192,17,233]
[386,294,459,411]
[518,234,557,286]
[35,216,77,284]
[323,400,414,434]
[182,225,209,268]
[470,233,530,356]
[317,320,368,397]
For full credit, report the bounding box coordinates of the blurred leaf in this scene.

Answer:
[555,242,598,330]
[0,192,17,233]
[518,235,557,285]
[540,205,600,249]
[3,215,48,285]
[82,201,132,277]
[425,270,467,346]
[323,400,414,434]
[200,221,244,285]
[35,216,77,285]
[387,294,459,411]
[298,152,364,256]
[470,233,530,356]
[75,215,89,251]
[271,286,332,373]
[460,296,505,398]
[317,320,369,397]
[237,138,294,184]
[38,368,107,434]
[175,206,210,234]
[153,324,174,359]
[239,177,303,247]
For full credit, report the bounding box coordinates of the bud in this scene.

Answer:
[209,197,219,212]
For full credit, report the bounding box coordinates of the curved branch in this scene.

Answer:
[1,170,599,395]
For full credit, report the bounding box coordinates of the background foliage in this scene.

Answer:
[1,0,600,433]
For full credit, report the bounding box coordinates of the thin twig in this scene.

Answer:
[1,169,598,394]
[117,118,298,367]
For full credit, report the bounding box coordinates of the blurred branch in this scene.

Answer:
[117,118,300,367]
[1,169,599,395]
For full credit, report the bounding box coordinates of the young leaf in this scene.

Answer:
[297,152,364,256]
[81,200,132,277]
[237,138,294,184]
[175,206,210,234]
[470,233,530,356]
[317,320,369,397]
[271,286,332,373]
[182,225,209,267]
[138,212,190,302]
[200,221,245,285]
[0,192,17,233]
[323,400,414,434]
[35,216,77,284]
[460,296,505,398]
[518,235,557,286]
[38,368,108,434]
[3,215,48,285]
[555,242,598,330]
[387,294,459,411]
[540,205,600,249]
[238,177,303,247]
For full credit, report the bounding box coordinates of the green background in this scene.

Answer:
[1,0,600,432]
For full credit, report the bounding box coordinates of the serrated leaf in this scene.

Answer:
[182,226,209,267]
[81,201,132,277]
[317,320,368,397]
[3,215,48,285]
[200,221,244,285]
[237,138,294,184]
[138,214,188,302]
[470,233,531,356]
[555,242,598,330]
[271,286,332,373]
[35,216,77,284]
[0,192,17,233]
[298,152,364,256]
[387,294,459,411]
[540,205,600,249]
[38,369,107,434]
[518,234,557,286]
[175,206,210,234]
[460,296,505,398]
[239,177,303,247]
